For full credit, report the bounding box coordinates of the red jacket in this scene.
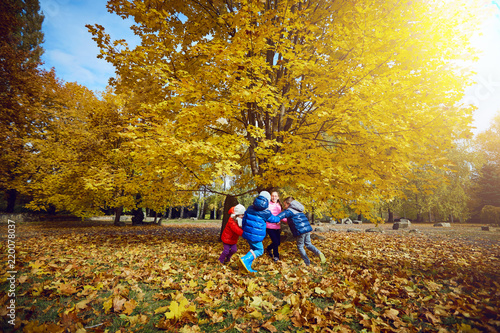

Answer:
[221,208,243,245]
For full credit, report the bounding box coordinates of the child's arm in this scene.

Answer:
[229,219,243,236]
[266,213,281,223]
[267,210,292,223]
[276,210,292,221]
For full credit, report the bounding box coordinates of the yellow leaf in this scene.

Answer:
[76,299,90,310]
[103,298,113,314]
[383,308,399,321]
[165,296,196,320]
[154,306,169,314]
[248,310,263,319]
[165,301,181,319]
[205,280,214,290]
[247,281,258,293]
[277,304,291,315]
[314,287,326,295]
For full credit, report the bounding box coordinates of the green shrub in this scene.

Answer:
[480,205,500,224]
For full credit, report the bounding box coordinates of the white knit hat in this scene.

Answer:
[233,204,246,215]
[259,191,271,202]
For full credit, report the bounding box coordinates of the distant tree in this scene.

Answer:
[476,111,500,166]
[480,205,500,224]
[13,0,45,62]
[470,111,500,220]
[0,0,45,212]
[472,163,500,208]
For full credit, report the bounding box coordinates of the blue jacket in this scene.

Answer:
[242,195,280,242]
[277,200,312,237]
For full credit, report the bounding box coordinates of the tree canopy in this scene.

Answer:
[0,0,45,212]
[88,0,482,218]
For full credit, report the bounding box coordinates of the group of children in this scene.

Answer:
[219,190,326,273]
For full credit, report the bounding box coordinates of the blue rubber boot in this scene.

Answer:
[239,251,257,273]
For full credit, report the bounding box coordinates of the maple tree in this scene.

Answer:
[23,82,135,222]
[87,0,483,218]
[22,80,199,223]
[0,0,45,212]
[392,140,483,223]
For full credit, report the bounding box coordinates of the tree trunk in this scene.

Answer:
[428,211,432,223]
[388,208,394,222]
[416,213,422,223]
[198,188,206,220]
[114,206,123,226]
[216,204,222,220]
[449,214,454,223]
[5,189,17,213]
[154,211,158,223]
[180,206,185,219]
[168,207,172,219]
[198,199,205,219]
[220,195,239,241]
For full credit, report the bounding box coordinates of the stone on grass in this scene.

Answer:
[408,229,420,234]
[393,221,411,230]
[314,227,327,233]
[347,228,363,233]
[481,226,491,231]
[342,218,353,224]
[353,220,363,224]
[311,233,326,240]
[434,223,451,227]
[365,227,384,233]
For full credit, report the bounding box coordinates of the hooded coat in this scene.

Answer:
[276,200,312,237]
[221,207,244,245]
[242,195,280,242]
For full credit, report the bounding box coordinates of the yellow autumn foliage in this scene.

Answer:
[82,0,484,217]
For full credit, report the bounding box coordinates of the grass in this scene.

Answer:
[0,221,499,332]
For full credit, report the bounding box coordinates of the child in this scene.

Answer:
[277,197,326,266]
[239,191,281,273]
[219,204,246,264]
[266,190,286,262]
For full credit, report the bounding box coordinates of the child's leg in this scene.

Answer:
[274,229,281,258]
[240,241,264,273]
[303,233,326,263]
[265,229,273,257]
[226,244,238,262]
[296,234,311,265]
[219,243,231,264]
[267,229,281,259]
[249,241,264,258]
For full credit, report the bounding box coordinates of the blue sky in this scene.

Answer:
[39,0,500,133]
[40,0,139,93]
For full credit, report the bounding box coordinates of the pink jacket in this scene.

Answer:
[266,201,286,229]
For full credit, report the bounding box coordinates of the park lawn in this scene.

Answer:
[0,221,499,332]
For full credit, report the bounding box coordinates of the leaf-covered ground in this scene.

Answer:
[1,221,499,332]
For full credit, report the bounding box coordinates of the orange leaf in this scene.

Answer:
[122,299,137,315]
